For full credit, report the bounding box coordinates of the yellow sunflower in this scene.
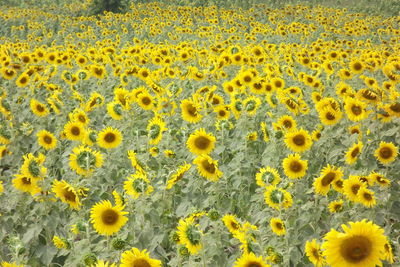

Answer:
[30,99,49,117]
[222,214,242,236]
[264,186,293,210]
[369,172,390,187]
[20,153,46,180]
[345,142,363,165]
[357,187,376,208]
[107,101,123,120]
[52,180,81,210]
[69,145,103,176]
[0,145,10,159]
[186,128,216,155]
[120,247,162,267]
[284,129,312,153]
[328,200,344,213]
[166,163,191,189]
[344,97,369,122]
[123,173,153,199]
[137,92,155,111]
[90,200,128,236]
[16,73,30,87]
[177,217,203,255]
[37,130,57,150]
[233,252,270,267]
[181,98,203,123]
[282,153,308,179]
[382,239,395,264]
[147,116,167,145]
[64,121,86,141]
[12,173,41,195]
[270,218,285,236]
[319,108,343,126]
[275,115,297,132]
[343,175,367,203]
[255,166,281,187]
[313,164,343,196]
[97,127,122,149]
[69,109,90,126]
[322,220,387,267]
[305,239,325,267]
[374,141,397,165]
[193,154,223,182]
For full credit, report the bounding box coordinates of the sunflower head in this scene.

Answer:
[90,200,128,236]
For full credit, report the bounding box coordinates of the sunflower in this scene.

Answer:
[374,141,398,165]
[166,163,191,189]
[305,239,325,267]
[85,92,105,112]
[186,128,216,155]
[282,153,308,179]
[284,129,312,153]
[69,109,90,126]
[214,105,230,120]
[90,65,106,79]
[322,220,387,267]
[357,187,376,208]
[181,98,203,123]
[107,101,123,120]
[52,235,68,249]
[193,154,223,182]
[344,97,369,122]
[349,59,365,74]
[343,175,367,202]
[20,153,46,180]
[332,177,345,193]
[369,172,390,187]
[177,218,203,255]
[37,130,57,150]
[270,218,285,236]
[114,87,131,110]
[147,116,167,145]
[120,247,162,267]
[30,99,49,117]
[64,121,86,141]
[319,108,343,125]
[0,145,10,159]
[276,115,297,132]
[345,142,363,165]
[69,145,103,176]
[222,214,242,236]
[97,127,122,149]
[264,186,293,210]
[233,252,270,267]
[313,164,343,196]
[12,173,41,195]
[16,73,30,87]
[328,200,344,213]
[137,92,155,111]
[90,200,128,236]
[52,180,81,210]
[255,166,281,187]
[382,239,395,264]
[123,173,153,199]
[243,96,261,116]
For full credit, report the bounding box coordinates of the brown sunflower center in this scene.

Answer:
[63,189,76,202]
[352,62,362,71]
[194,136,211,150]
[351,184,361,195]
[78,115,86,123]
[350,147,360,158]
[326,112,335,120]
[351,105,362,116]
[231,221,240,230]
[36,104,45,112]
[141,97,151,105]
[379,147,393,159]
[321,172,336,186]
[293,134,305,146]
[22,177,31,184]
[340,235,372,263]
[201,159,216,174]
[362,192,372,201]
[132,259,151,267]
[101,209,118,225]
[275,222,283,230]
[186,104,197,117]
[389,102,400,113]
[312,248,320,259]
[71,126,80,136]
[283,120,292,129]
[289,160,302,172]
[43,135,52,144]
[246,262,262,267]
[104,132,116,143]
[334,179,343,189]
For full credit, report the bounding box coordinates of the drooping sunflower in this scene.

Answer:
[37,130,57,150]
[146,116,167,145]
[284,129,312,153]
[369,172,390,187]
[30,98,49,117]
[344,97,369,122]
[264,186,293,210]
[20,153,46,180]
[345,142,363,165]
[90,200,128,236]
[52,180,81,210]
[107,101,123,120]
[166,163,191,189]
[97,127,122,149]
[120,247,162,267]
[52,235,68,249]
[374,141,398,165]
[69,145,103,176]
[64,121,86,141]
[382,239,395,264]
[328,199,344,213]
[305,239,325,267]
[85,92,105,112]
[270,218,285,236]
[123,173,154,199]
[233,252,270,267]
[12,173,41,195]
[255,166,281,187]
[222,214,243,236]
[282,153,308,179]
[343,175,367,202]
[177,218,203,255]
[186,128,216,155]
[193,154,223,182]
[322,220,387,267]
[313,164,343,196]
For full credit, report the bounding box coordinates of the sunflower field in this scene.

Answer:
[0,0,400,266]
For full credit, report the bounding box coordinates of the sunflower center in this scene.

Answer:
[362,192,372,201]
[275,222,283,230]
[246,262,262,267]
[201,159,216,174]
[141,97,151,105]
[289,160,302,172]
[78,115,86,123]
[63,189,76,202]
[351,184,361,195]
[293,134,305,146]
[104,133,116,143]
[326,112,335,120]
[283,120,292,129]
[186,103,197,117]
[389,102,400,113]
[334,179,343,189]
[36,104,44,112]
[351,105,362,116]
[350,147,360,158]
[340,235,372,263]
[194,136,211,150]
[219,110,226,117]
[22,177,31,184]
[71,126,80,136]
[312,248,320,259]
[379,147,393,159]
[43,135,52,144]
[321,172,336,186]
[101,209,119,225]
[231,221,240,230]
[353,62,362,71]
[132,259,151,267]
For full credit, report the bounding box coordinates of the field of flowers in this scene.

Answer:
[0,0,399,266]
